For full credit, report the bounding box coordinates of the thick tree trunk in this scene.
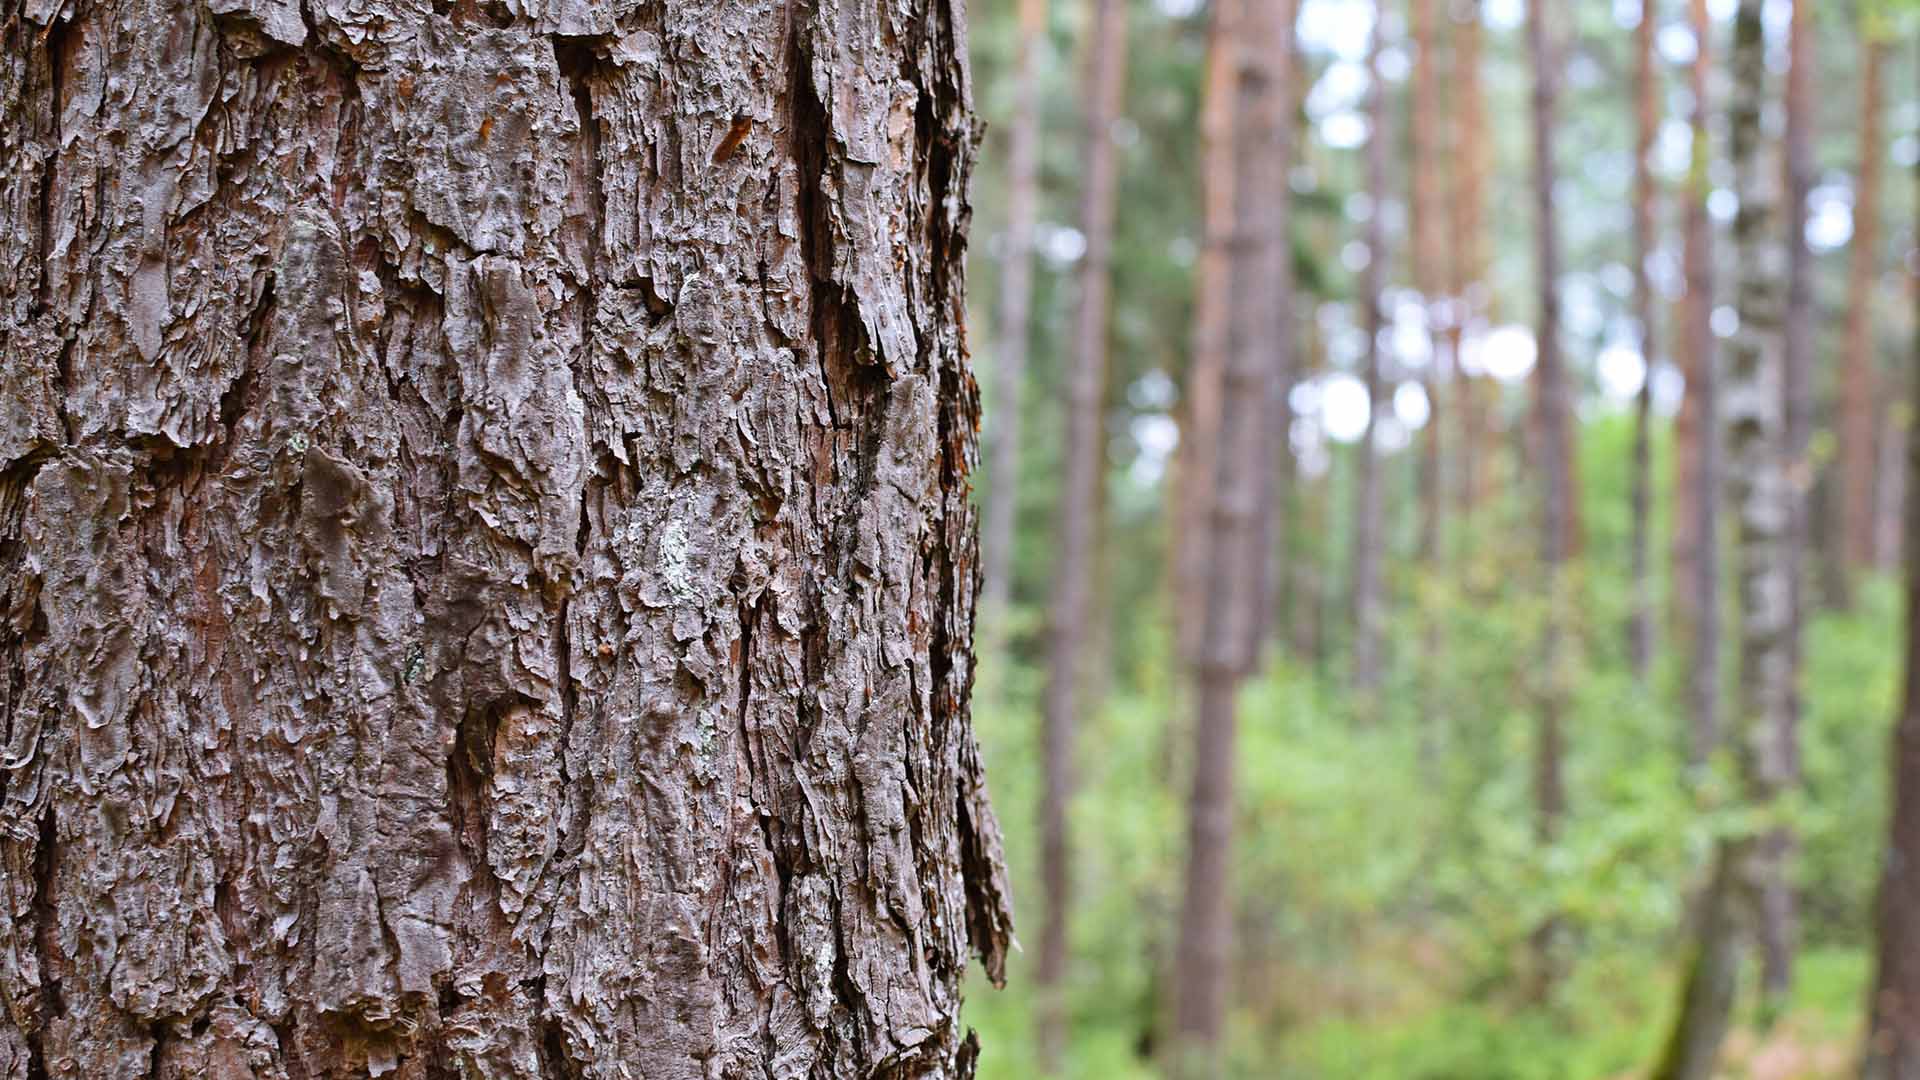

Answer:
[1170,0,1292,1071]
[1683,0,1723,769]
[979,0,1047,633]
[1762,0,1815,1011]
[1350,12,1389,702]
[0,2,1014,1077]
[1840,39,1887,587]
[1628,0,1660,684]
[1525,0,1569,989]
[1863,74,1920,1078]
[1035,0,1127,1066]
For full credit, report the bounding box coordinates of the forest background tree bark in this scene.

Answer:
[980,0,1047,636]
[1036,0,1128,1066]
[0,1,1014,1076]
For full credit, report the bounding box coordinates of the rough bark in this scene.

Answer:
[1763,0,1814,1011]
[1350,11,1388,701]
[1035,0,1126,1067]
[1170,0,1291,1071]
[979,0,1046,630]
[1840,38,1886,585]
[0,1,1014,1077]
[1863,75,1920,1078]
[1628,0,1660,684]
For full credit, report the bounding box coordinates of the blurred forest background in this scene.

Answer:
[955,0,1920,1076]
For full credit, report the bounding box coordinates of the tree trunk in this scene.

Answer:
[1449,0,1488,523]
[1683,0,1723,769]
[1762,0,1815,1012]
[1863,70,1920,1077]
[1525,0,1569,989]
[1410,0,1443,570]
[1628,0,1660,684]
[1657,3,1793,1071]
[1350,11,1389,702]
[1840,39,1887,587]
[1170,0,1292,1071]
[980,0,1047,635]
[1035,0,1127,1066]
[0,2,1015,1077]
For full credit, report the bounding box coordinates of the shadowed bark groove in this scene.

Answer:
[0,0,1012,1076]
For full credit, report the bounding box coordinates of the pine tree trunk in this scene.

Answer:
[1628,0,1660,684]
[1862,75,1920,1077]
[1525,2,1569,982]
[1762,0,1815,1011]
[1449,0,1488,524]
[1035,0,1127,1066]
[0,2,1014,1077]
[1350,12,1389,701]
[1840,39,1887,587]
[1170,0,1292,1070]
[980,0,1047,633]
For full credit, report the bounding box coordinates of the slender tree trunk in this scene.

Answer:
[1684,0,1724,769]
[1035,0,1127,1066]
[1351,12,1390,701]
[980,0,1048,636]
[1175,0,1241,670]
[1880,399,1910,575]
[0,2,1014,1077]
[1862,78,1920,1078]
[1657,4,1793,1072]
[1411,0,1443,570]
[1629,0,1661,684]
[1525,0,1570,990]
[1170,0,1293,1071]
[1762,0,1815,1012]
[1450,0,1488,523]
[1840,39,1888,587]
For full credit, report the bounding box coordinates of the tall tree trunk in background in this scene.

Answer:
[1525,0,1570,989]
[1036,0,1127,1066]
[1862,84,1920,1078]
[1683,0,1724,768]
[1351,12,1389,701]
[1411,0,1443,569]
[1257,0,1300,648]
[1656,4,1793,1073]
[1840,38,1887,589]
[1170,0,1292,1071]
[0,2,1015,1076]
[1628,0,1661,684]
[1762,0,1815,1012]
[1176,0,1241,670]
[1450,0,1489,524]
[980,0,1047,640]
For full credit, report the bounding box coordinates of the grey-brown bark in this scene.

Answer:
[1656,2,1792,1071]
[1170,0,1292,1071]
[1628,0,1660,683]
[1683,0,1723,769]
[1035,0,1126,1067]
[1525,0,1568,956]
[1763,0,1814,1010]
[1350,10,1388,702]
[0,1,1014,1077]
[1840,38,1888,586]
[979,0,1046,630]
[1862,90,1920,1077]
